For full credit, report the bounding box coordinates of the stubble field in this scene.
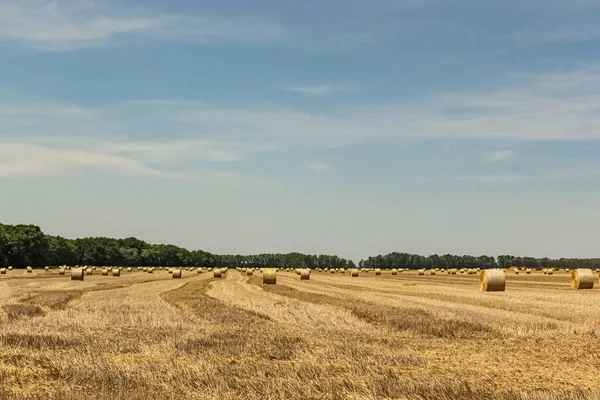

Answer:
[0,268,599,400]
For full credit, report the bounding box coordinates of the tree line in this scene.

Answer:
[0,223,355,269]
[360,252,600,270]
[2,223,598,270]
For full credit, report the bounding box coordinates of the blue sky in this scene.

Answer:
[1,0,600,261]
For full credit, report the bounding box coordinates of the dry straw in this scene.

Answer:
[71,267,84,281]
[571,269,594,290]
[391,268,398,275]
[480,269,506,292]
[246,269,253,276]
[197,268,202,274]
[375,268,381,275]
[102,268,108,276]
[263,268,277,284]
[213,269,222,279]
[430,270,436,275]
[350,269,359,277]
[173,269,182,279]
[86,268,92,275]
[112,268,121,277]
[148,268,154,274]
[418,269,425,276]
[300,269,310,280]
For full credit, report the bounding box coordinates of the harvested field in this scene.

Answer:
[0,268,599,399]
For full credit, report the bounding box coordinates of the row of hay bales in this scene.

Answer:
[480,268,597,291]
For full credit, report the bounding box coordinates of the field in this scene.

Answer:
[0,268,599,400]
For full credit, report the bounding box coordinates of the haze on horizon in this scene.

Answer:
[1,0,600,261]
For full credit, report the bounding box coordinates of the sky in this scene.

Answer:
[1,0,600,261]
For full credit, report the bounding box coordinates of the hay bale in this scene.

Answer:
[197,268,202,274]
[142,267,148,272]
[547,269,554,275]
[214,269,222,279]
[375,268,381,276]
[295,269,301,275]
[173,269,182,279]
[0,268,6,275]
[71,267,84,281]
[350,269,359,277]
[112,268,121,277]
[300,269,310,280]
[45,266,50,272]
[86,268,92,275]
[263,268,277,285]
[148,268,154,274]
[168,268,173,274]
[59,268,65,275]
[418,269,425,276]
[480,269,506,292]
[330,269,335,274]
[514,270,520,275]
[246,269,253,276]
[8,266,13,271]
[430,270,436,275]
[571,269,594,290]
[102,268,108,276]
[127,267,132,272]
[391,268,398,275]
[26,266,33,273]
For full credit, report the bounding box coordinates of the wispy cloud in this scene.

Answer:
[0,1,286,50]
[284,85,357,96]
[304,162,332,173]
[487,150,514,162]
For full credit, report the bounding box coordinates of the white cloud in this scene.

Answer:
[284,85,357,95]
[0,1,286,50]
[487,150,514,162]
[304,162,332,173]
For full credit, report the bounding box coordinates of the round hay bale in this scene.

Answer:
[246,269,253,276]
[480,269,506,292]
[112,268,121,277]
[565,268,570,273]
[142,267,148,272]
[418,269,425,276]
[450,269,457,275]
[59,268,65,275]
[8,266,13,271]
[547,270,554,275]
[300,269,310,280]
[214,269,222,279]
[45,266,50,272]
[350,269,359,277]
[26,266,33,273]
[0,268,6,275]
[263,269,277,285]
[168,268,173,274]
[330,269,335,274]
[295,269,301,275]
[127,267,132,272]
[430,270,436,275]
[71,267,84,281]
[148,268,154,274]
[571,269,594,290]
[391,268,398,275]
[101,268,108,276]
[222,268,228,274]
[514,270,520,275]
[172,269,182,279]
[375,268,381,276]
[86,268,92,275]
[197,268,202,274]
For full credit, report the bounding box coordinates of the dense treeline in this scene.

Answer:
[361,252,600,270]
[2,223,598,270]
[0,223,355,269]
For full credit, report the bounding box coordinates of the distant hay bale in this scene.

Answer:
[127,267,132,272]
[571,269,594,290]
[173,269,182,279]
[418,269,425,276]
[71,267,84,281]
[375,268,381,275]
[112,268,121,277]
[8,266,13,271]
[26,266,33,273]
[142,267,148,272]
[0,268,6,275]
[565,268,570,273]
[430,270,436,275]
[300,269,310,280]
[391,268,398,275]
[168,268,173,274]
[102,268,108,276]
[213,269,222,279]
[350,269,359,277]
[547,270,554,275]
[450,269,457,275]
[45,266,50,272]
[246,269,253,276]
[263,268,277,284]
[526,269,532,274]
[148,268,154,274]
[197,268,202,274]
[514,270,520,275]
[467,269,475,275]
[59,268,65,275]
[480,269,506,292]
[86,268,92,275]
